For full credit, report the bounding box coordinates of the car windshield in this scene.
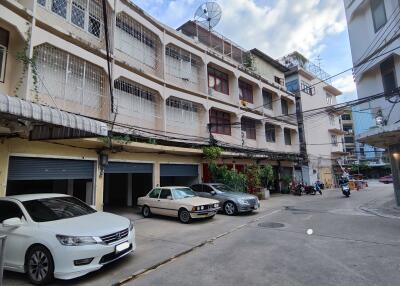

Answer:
[173,188,196,199]
[23,196,96,222]
[212,184,234,193]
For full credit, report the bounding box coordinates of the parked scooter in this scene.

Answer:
[304,185,317,195]
[291,182,304,196]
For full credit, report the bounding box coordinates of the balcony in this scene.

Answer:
[35,0,110,49]
[328,128,345,135]
[115,12,163,78]
[34,43,109,120]
[165,44,205,94]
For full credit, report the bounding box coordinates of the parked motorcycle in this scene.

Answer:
[291,182,304,196]
[304,185,317,195]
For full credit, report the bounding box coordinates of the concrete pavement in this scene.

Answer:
[4,183,399,286]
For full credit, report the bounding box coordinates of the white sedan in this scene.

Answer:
[0,194,135,285]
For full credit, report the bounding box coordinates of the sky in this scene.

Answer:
[132,0,357,102]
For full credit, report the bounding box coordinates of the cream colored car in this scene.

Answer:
[138,187,220,223]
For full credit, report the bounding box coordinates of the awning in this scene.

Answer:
[0,93,108,137]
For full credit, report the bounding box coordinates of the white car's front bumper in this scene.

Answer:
[53,231,135,280]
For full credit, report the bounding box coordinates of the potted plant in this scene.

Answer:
[259,165,274,199]
[281,175,292,194]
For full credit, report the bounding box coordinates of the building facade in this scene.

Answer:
[0,0,300,209]
[280,52,346,188]
[344,0,400,204]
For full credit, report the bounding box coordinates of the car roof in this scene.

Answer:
[156,186,192,189]
[2,193,70,202]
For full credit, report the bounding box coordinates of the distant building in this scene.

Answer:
[280,52,346,188]
[340,108,357,166]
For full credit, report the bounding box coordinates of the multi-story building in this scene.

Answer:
[340,108,358,165]
[344,0,400,204]
[280,52,346,188]
[0,0,300,209]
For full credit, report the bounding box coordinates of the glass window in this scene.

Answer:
[262,90,273,110]
[241,117,256,140]
[149,188,161,198]
[208,66,229,95]
[329,114,335,125]
[210,109,231,135]
[371,0,387,32]
[0,27,9,83]
[172,188,196,199]
[38,0,46,6]
[380,56,397,92]
[23,197,96,222]
[239,80,253,103]
[51,0,67,18]
[0,201,24,223]
[211,184,234,193]
[331,135,338,146]
[71,0,86,29]
[284,128,292,145]
[326,93,333,105]
[342,114,351,120]
[286,79,299,93]
[159,189,172,199]
[301,81,315,95]
[265,124,276,143]
[281,99,289,115]
[345,136,354,143]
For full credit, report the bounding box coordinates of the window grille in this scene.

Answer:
[34,44,105,111]
[239,80,253,103]
[241,117,256,140]
[210,109,231,135]
[114,79,159,118]
[326,93,333,105]
[166,97,199,126]
[262,90,273,110]
[115,13,160,73]
[284,128,292,145]
[265,123,276,143]
[38,0,104,39]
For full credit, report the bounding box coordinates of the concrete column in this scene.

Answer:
[95,161,105,211]
[153,162,161,188]
[232,73,240,105]
[0,141,9,198]
[86,181,93,205]
[127,174,133,207]
[389,144,400,206]
[67,180,74,196]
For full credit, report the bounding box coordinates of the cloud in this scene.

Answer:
[332,74,356,94]
[132,0,347,60]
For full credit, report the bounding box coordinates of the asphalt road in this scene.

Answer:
[127,182,400,286]
[4,182,399,286]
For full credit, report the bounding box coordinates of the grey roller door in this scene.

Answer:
[104,162,153,174]
[160,164,198,177]
[8,156,94,181]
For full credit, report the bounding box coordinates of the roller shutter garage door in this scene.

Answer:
[160,164,198,177]
[8,156,94,181]
[104,162,153,174]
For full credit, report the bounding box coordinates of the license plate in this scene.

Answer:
[115,242,130,253]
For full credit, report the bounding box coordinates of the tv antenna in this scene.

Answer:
[194,2,222,31]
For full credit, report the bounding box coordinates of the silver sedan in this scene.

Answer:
[190,183,260,215]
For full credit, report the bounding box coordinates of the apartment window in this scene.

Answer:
[241,118,256,140]
[239,80,253,103]
[71,0,86,29]
[380,56,397,93]
[166,97,199,126]
[274,76,284,86]
[326,93,333,105]
[262,90,273,110]
[371,0,387,32]
[331,135,338,146]
[342,114,351,121]
[281,99,289,115]
[88,0,101,38]
[301,81,315,95]
[0,28,9,82]
[343,124,353,133]
[284,128,292,145]
[38,0,46,6]
[265,124,276,143]
[345,136,355,143]
[286,79,299,93]
[210,109,231,135]
[208,66,229,95]
[51,0,67,18]
[329,114,335,125]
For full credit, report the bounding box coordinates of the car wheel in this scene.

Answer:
[26,245,54,285]
[224,201,237,216]
[142,206,151,218]
[179,209,191,224]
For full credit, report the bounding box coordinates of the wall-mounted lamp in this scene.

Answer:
[98,152,109,177]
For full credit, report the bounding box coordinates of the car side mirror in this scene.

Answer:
[167,195,173,200]
[210,191,217,196]
[3,217,23,227]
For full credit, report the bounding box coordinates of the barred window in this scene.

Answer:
[263,90,273,110]
[239,80,253,103]
[208,66,229,95]
[210,109,231,135]
[265,124,276,143]
[116,17,155,49]
[284,128,292,145]
[52,0,67,18]
[281,99,289,115]
[241,117,256,140]
[71,0,86,29]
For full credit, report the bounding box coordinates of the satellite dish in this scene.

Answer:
[194,2,222,30]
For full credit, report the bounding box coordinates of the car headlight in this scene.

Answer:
[238,198,249,205]
[56,235,97,246]
[129,220,134,232]
[214,203,219,208]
